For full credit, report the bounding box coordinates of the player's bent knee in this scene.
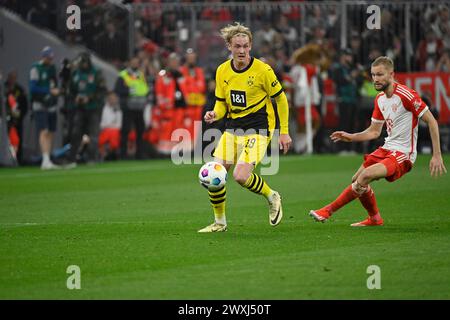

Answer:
[357,169,374,185]
[233,173,249,185]
[233,170,251,185]
[361,164,388,183]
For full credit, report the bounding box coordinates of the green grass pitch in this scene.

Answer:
[0,155,449,299]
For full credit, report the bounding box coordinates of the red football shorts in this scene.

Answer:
[363,147,412,182]
[8,127,20,148]
[98,128,121,151]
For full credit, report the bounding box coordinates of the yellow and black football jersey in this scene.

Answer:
[214,57,284,133]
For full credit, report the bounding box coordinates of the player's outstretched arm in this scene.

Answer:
[330,131,353,142]
[331,121,383,143]
[421,110,447,177]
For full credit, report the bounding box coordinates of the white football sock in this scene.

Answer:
[42,153,51,164]
[215,216,227,226]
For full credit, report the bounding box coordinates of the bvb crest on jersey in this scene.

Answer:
[247,75,255,86]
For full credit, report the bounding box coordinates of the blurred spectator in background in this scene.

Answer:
[254,22,279,49]
[161,10,179,52]
[200,0,232,25]
[364,47,383,70]
[349,31,364,67]
[180,48,206,151]
[386,36,406,72]
[361,10,396,56]
[305,6,326,39]
[309,25,327,46]
[29,46,60,170]
[330,48,360,153]
[83,7,105,50]
[4,70,28,164]
[275,14,298,54]
[325,6,340,40]
[357,70,380,153]
[139,41,161,78]
[66,52,106,165]
[96,22,126,67]
[140,8,164,48]
[431,5,450,50]
[115,57,149,159]
[26,0,55,30]
[152,52,187,155]
[290,45,322,154]
[416,29,444,71]
[99,91,122,161]
[436,49,450,72]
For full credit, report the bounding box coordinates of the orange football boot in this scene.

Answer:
[350,217,384,227]
[309,206,331,222]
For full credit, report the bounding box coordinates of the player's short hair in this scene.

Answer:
[371,56,394,71]
[220,22,252,45]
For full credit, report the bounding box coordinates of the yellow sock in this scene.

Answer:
[243,173,273,199]
[209,186,226,224]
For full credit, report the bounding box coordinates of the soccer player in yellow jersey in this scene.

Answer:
[198,23,292,232]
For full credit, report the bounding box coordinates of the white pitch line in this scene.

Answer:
[0,160,197,179]
[0,220,188,228]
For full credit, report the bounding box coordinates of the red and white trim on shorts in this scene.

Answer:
[387,149,408,164]
[396,154,407,164]
[388,150,408,163]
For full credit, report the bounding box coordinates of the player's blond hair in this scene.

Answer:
[220,22,253,45]
[372,56,394,71]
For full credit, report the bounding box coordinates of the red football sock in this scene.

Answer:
[359,186,382,221]
[329,184,360,213]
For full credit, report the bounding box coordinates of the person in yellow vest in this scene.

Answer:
[114,57,149,159]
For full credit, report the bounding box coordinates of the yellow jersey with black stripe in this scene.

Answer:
[214,57,284,134]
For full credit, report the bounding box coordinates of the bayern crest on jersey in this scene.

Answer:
[392,103,399,113]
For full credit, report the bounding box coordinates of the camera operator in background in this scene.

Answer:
[29,46,60,170]
[59,57,74,146]
[66,52,106,166]
[330,48,362,153]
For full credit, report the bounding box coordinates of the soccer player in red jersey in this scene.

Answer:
[309,56,447,226]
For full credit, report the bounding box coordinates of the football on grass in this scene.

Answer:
[198,161,227,191]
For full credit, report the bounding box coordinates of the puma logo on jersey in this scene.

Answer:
[224,80,229,85]
[271,80,278,87]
